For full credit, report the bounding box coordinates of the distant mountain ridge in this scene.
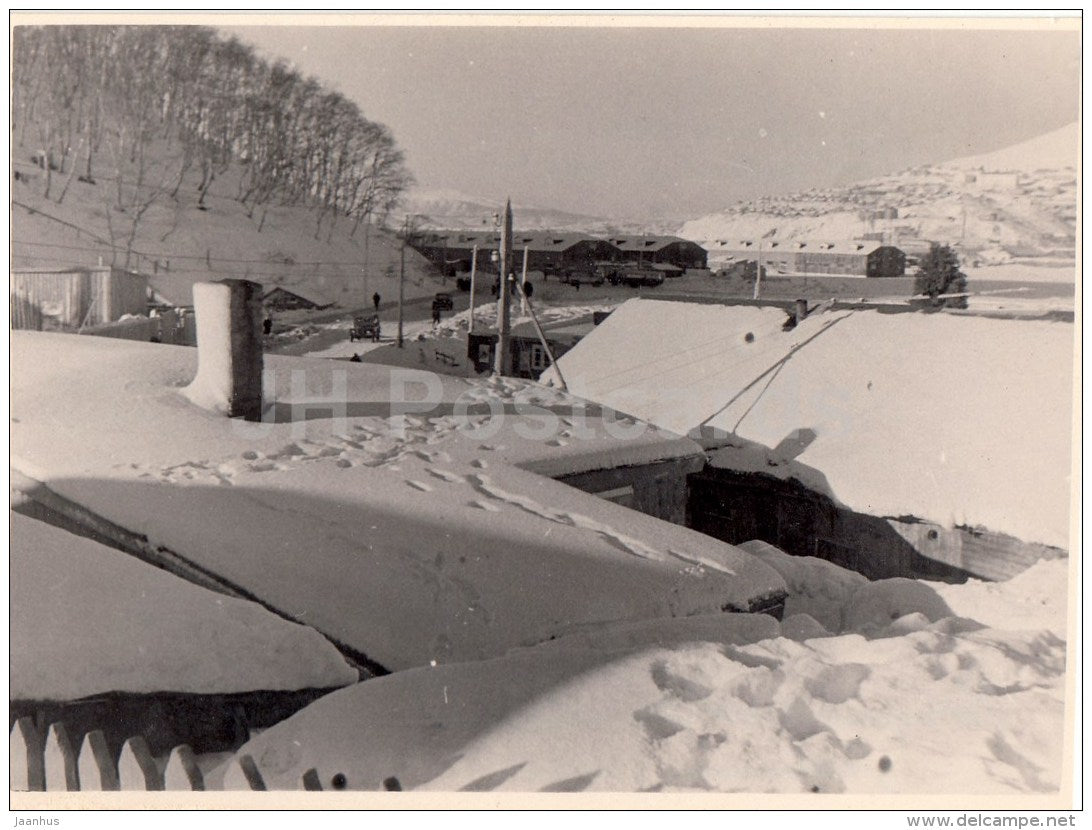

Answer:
[944,122,1078,172]
[677,122,1078,261]
[405,124,1078,260]
[399,188,655,235]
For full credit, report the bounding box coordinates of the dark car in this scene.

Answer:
[433,292,454,311]
[558,268,604,287]
[611,267,664,288]
[349,314,381,342]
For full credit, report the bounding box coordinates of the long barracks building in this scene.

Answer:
[709,239,906,278]
[410,231,708,275]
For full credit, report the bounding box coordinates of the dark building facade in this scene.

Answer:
[411,231,621,276]
[607,235,708,269]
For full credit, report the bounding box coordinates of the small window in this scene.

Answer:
[529,343,550,371]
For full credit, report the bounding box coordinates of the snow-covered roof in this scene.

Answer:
[148,273,203,308]
[415,230,602,253]
[547,299,1074,549]
[263,284,336,308]
[607,235,704,253]
[713,239,890,255]
[10,512,358,701]
[10,332,787,672]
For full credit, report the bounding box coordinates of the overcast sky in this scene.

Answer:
[222,17,1080,222]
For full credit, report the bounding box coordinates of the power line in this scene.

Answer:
[11,237,380,268]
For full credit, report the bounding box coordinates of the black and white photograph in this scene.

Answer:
[7,11,1081,816]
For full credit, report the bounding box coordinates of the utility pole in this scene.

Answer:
[398,215,408,348]
[468,244,478,334]
[753,237,763,300]
[520,245,529,316]
[494,199,513,376]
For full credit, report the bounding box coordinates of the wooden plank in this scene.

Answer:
[118,735,163,791]
[164,744,204,791]
[233,754,267,791]
[77,730,120,791]
[10,717,45,791]
[44,722,80,791]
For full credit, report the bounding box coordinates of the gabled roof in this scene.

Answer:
[415,230,603,253]
[607,235,703,253]
[263,284,336,308]
[713,239,892,255]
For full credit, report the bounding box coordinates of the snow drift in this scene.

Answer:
[233,549,1069,794]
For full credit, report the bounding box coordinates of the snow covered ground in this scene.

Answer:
[9,512,358,701]
[233,545,1069,794]
[303,299,618,362]
[547,299,1075,550]
[10,331,785,673]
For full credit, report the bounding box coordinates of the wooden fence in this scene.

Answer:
[10,716,402,792]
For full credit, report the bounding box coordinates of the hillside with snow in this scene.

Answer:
[679,123,1078,262]
[10,148,445,312]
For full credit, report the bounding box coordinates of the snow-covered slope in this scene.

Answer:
[547,299,1074,549]
[680,123,1078,259]
[10,331,787,672]
[233,550,1069,794]
[945,122,1079,172]
[9,512,358,701]
[10,148,444,311]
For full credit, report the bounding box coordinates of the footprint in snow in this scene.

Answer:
[427,468,464,483]
[470,459,488,469]
[406,479,431,492]
[468,500,501,512]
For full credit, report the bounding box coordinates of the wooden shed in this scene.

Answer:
[10,266,148,331]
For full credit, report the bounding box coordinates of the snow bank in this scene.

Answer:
[10,332,786,672]
[552,299,1074,549]
[9,512,358,701]
[738,540,867,632]
[234,544,1067,793]
[931,559,1070,639]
